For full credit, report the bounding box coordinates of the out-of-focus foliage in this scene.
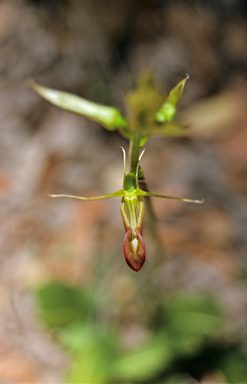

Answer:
[36,282,94,327]
[36,282,247,383]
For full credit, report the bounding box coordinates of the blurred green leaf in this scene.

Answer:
[152,293,225,362]
[221,351,247,383]
[67,351,105,384]
[111,341,172,382]
[59,322,116,353]
[161,374,195,384]
[166,329,205,357]
[60,323,117,384]
[36,282,94,327]
[165,293,223,336]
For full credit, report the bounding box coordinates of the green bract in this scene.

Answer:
[29,80,129,132]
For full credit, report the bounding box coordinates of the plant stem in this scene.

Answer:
[129,133,141,174]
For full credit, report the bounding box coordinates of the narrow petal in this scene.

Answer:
[123,229,146,272]
[50,190,125,200]
[135,189,204,204]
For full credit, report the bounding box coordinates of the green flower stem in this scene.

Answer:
[129,133,142,174]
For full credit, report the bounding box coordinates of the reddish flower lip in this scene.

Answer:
[123,229,146,272]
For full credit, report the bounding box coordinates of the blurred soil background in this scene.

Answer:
[1,0,247,383]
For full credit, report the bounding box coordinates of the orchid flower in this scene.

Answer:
[50,148,203,272]
[30,71,204,271]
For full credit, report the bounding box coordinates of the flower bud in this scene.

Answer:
[123,229,146,272]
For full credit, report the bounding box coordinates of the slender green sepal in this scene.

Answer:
[135,189,204,204]
[156,75,189,123]
[29,80,128,131]
[50,190,125,200]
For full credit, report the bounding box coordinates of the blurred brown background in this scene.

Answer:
[1,0,247,382]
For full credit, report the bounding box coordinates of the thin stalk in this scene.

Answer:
[129,133,142,174]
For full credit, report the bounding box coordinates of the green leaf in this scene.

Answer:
[67,350,105,384]
[111,341,172,382]
[36,283,94,328]
[29,80,128,131]
[165,293,224,337]
[60,323,117,384]
[221,351,247,383]
[156,75,189,123]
